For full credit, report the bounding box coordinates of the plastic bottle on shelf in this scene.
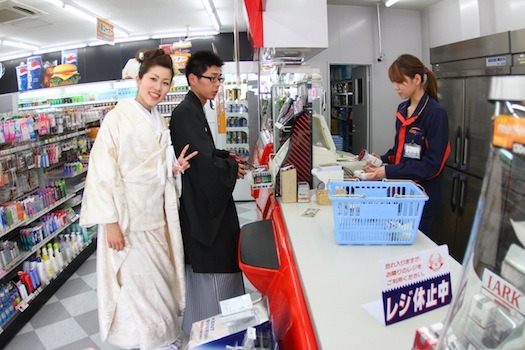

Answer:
[53,243,64,269]
[47,243,59,273]
[35,258,48,284]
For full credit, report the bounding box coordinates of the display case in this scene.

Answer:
[220,62,259,201]
[436,76,525,350]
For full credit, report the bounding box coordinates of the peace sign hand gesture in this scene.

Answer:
[173,144,198,175]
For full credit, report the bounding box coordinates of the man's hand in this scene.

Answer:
[173,144,199,174]
[237,162,248,179]
[106,223,125,251]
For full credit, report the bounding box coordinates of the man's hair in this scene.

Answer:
[185,51,224,84]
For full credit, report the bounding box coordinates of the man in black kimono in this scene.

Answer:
[169,51,248,333]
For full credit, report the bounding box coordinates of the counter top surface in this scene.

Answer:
[278,200,462,350]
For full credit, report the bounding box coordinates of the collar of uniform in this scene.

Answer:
[399,92,430,119]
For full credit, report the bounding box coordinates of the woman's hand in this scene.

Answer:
[106,223,125,251]
[174,144,199,174]
[367,166,386,181]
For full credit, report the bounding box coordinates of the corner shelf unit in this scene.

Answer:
[330,79,353,152]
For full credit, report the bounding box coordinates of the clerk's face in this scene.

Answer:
[189,65,222,102]
[135,65,172,110]
[393,74,421,100]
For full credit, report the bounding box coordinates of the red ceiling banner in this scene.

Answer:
[243,0,264,48]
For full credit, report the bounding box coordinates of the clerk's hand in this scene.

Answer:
[174,144,199,174]
[237,162,248,179]
[364,160,378,173]
[367,166,386,181]
[106,223,125,251]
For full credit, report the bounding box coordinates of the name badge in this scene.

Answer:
[404,143,421,159]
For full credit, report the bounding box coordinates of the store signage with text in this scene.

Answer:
[379,245,452,325]
[97,18,114,42]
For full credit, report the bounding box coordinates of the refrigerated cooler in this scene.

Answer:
[429,29,525,262]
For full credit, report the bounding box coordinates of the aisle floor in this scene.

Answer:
[6,201,258,350]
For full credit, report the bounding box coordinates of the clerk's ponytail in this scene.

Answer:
[388,54,439,102]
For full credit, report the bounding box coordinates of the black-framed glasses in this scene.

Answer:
[199,75,224,83]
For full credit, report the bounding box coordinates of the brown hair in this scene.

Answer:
[388,54,438,102]
[135,49,174,79]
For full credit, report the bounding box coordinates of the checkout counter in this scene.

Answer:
[242,112,462,349]
[240,195,462,349]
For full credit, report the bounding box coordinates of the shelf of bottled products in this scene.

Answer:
[0,81,104,343]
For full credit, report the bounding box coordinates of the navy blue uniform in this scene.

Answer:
[381,93,450,220]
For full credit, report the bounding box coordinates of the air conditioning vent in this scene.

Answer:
[0,0,46,25]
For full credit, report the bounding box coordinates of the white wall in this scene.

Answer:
[307,5,423,154]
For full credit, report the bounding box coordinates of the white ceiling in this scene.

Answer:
[0,0,441,60]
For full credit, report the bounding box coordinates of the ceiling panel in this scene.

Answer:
[0,0,441,61]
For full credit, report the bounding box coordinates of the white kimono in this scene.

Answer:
[80,100,185,350]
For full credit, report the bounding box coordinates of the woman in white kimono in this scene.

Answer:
[80,49,197,350]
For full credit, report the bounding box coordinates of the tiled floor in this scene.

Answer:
[6,201,258,350]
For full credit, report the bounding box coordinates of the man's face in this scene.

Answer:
[190,65,223,102]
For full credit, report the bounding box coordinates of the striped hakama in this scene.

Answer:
[182,264,245,333]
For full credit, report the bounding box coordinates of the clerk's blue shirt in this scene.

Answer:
[381,93,451,217]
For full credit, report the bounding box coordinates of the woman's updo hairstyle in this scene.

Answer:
[135,49,174,80]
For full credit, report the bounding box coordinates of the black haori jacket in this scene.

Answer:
[170,90,241,273]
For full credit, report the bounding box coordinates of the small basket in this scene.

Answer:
[328,180,428,245]
[316,189,331,205]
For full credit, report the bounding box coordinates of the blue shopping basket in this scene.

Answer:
[328,180,428,245]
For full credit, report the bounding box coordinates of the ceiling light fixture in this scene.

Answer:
[201,0,221,31]
[43,0,64,7]
[1,40,39,51]
[88,41,108,47]
[384,0,400,7]
[34,43,87,55]
[64,3,97,23]
[114,35,150,43]
[151,32,188,39]
[0,52,32,62]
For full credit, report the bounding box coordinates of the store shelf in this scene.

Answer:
[70,181,86,193]
[332,104,352,108]
[226,143,249,148]
[0,236,97,345]
[47,167,88,179]
[333,92,353,96]
[226,100,248,105]
[18,99,117,111]
[226,112,248,117]
[167,91,188,95]
[0,215,80,279]
[66,196,83,207]
[0,193,75,239]
[226,127,249,132]
[0,129,87,157]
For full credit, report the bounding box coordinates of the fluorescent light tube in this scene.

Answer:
[201,0,221,31]
[114,36,150,43]
[34,43,87,55]
[43,0,64,7]
[151,32,187,39]
[0,51,32,62]
[2,40,39,51]
[64,4,97,23]
[384,0,400,7]
[89,41,108,46]
[114,27,129,38]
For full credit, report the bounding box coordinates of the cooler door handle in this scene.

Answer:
[451,172,459,212]
[458,175,467,215]
[453,127,462,168]
[461,127,470,171]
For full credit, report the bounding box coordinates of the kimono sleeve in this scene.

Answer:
[80,114,122,226]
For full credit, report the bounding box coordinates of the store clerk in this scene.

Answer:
[365,54,451,234]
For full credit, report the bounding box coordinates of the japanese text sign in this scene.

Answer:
[97,18,114,42]
[380,245,452,325]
